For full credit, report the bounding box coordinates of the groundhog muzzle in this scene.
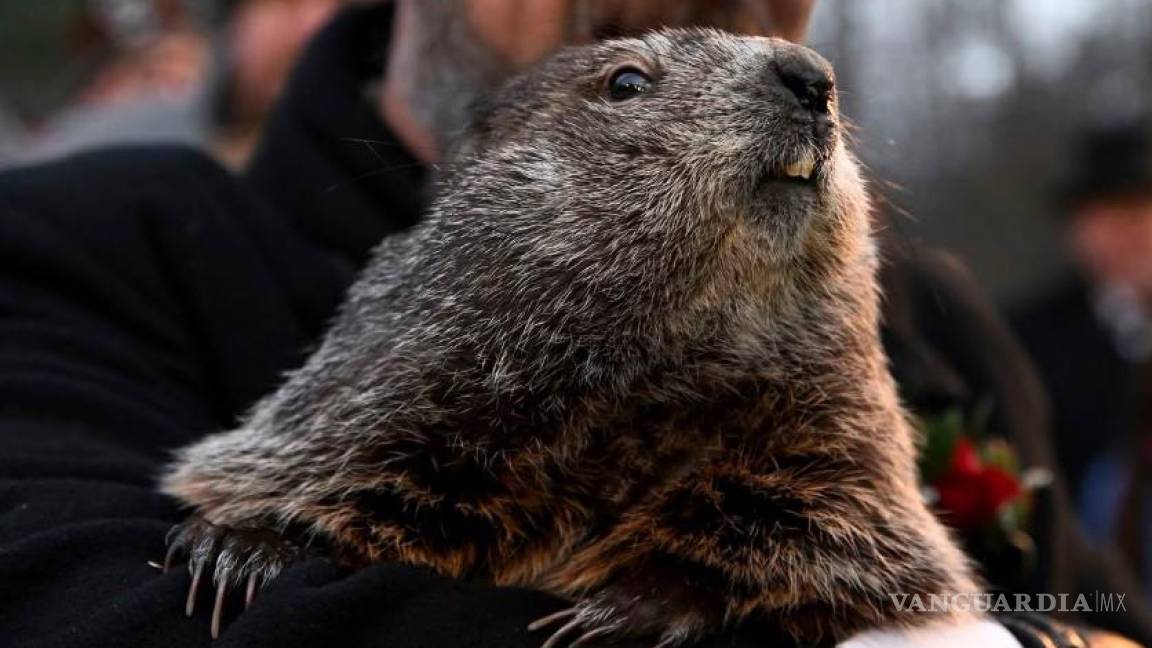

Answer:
[160,29,978,646]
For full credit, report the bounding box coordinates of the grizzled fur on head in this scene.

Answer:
[162,29,976,645]
[429,29,869,383]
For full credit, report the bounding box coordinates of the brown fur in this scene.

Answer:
[161,30,978,645]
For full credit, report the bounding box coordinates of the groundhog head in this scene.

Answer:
[410,30,872,366]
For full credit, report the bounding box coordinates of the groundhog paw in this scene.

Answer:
[528,590,707,648]
[162,515,307,638]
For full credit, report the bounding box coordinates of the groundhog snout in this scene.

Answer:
[765,42,836,141]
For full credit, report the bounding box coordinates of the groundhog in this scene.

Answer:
[160,29,978,646]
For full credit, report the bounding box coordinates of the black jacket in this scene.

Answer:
[0,4,1146,647]
[1012,280,1147,492]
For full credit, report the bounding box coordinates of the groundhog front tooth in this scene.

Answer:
[795,152,815,179]
[782,152,816,180]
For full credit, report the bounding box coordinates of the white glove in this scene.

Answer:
[839,619,1023,648]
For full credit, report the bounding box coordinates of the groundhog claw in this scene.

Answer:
[530,600,634,648]
[162,515,305,639]
[529,581,710,648]
[527,607,579,632]
[566,626,616,648]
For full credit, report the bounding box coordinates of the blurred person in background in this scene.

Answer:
[0,2,1146,646]
[0,102,25,164]
[7,0,212,164]
[1014,124,1152,594]
[1,0,346,169]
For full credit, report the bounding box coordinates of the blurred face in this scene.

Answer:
[1067,195,1152,296]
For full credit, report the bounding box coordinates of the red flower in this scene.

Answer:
[932,438,1021,529]
[948,437,983,476]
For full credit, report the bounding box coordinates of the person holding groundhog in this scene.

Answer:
[0,2,1146,647]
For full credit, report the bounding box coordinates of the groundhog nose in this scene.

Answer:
[773,45,834,116]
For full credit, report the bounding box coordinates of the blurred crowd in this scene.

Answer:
[1014,123,1152,590]
[0,0,354,168]
[2,0,1152,639]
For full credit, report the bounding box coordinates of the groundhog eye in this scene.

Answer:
[607,68,652,101]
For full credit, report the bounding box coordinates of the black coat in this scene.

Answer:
[0,4,1146,647]
[1012,280,1147,493]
